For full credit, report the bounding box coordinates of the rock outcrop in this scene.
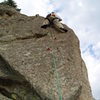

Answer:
[0,4,94,100]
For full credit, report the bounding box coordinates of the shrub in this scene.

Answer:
[1,0,21,12]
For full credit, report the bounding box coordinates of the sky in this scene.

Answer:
[0,0,100,99]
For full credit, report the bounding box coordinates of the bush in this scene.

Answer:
[4,0,17,8]
[2,0,21,12]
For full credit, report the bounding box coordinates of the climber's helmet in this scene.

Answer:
[51,12,55,16]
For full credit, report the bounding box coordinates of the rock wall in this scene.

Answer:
[0,4,94,100]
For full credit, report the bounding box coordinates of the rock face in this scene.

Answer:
[0,4,94,100]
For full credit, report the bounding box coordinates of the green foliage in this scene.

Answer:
[2,0,21,12]
[3,0,17,8]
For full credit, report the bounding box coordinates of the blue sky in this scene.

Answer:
[0,0,100,99]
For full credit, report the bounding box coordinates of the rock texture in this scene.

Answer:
[0,4,94,100]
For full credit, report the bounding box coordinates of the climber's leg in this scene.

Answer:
[41,19,50,29]
[53,19,68,32]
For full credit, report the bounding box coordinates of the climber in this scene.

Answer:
[41,12,68,32]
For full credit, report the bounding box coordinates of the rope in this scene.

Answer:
[50,30,62,100]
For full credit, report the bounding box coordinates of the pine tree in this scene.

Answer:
[1,0,21,12]
[7,0,17,8]
[3,0,17,8]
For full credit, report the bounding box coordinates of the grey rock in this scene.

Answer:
[0,4,94,100]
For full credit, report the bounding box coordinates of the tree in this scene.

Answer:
[5,0,17,8]
[2,0,21,12]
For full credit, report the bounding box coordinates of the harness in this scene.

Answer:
[46,17,59,27]
[46,13,60,26]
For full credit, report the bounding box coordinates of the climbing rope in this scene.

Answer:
[49,29,63,100]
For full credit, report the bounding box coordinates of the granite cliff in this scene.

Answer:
[0,4,94,100]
